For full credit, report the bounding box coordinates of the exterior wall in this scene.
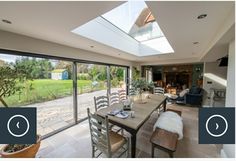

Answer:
[62,71,68,80]
[51,73,62,80]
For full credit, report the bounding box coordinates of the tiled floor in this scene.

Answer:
[37,104,221,158]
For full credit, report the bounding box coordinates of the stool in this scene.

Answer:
[150,109,182,157]
[150,128,178,158]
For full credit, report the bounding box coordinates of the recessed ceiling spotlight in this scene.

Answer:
[90,45,94,48]
[193,42,199,45]
[197,14,207,19]
[2,19,12,24]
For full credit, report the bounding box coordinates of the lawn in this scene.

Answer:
[2,79,106,107]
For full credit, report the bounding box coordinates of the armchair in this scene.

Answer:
[185,86,203,106]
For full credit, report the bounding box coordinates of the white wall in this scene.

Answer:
[0,30,133,66]
[202,62,227,106]
[221,39,235,158]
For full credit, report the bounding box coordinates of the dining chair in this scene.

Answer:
[94,95,123,134]
[94,95,109,112]
[129,88,136,96]
[153,87,165,95]
[118,89,127,102]
[109,92,120,105]
[153,87,165,114]
[87,108,129,158]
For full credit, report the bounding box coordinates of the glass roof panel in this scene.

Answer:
[102,0,164,42]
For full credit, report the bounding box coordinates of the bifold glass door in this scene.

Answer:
[0,52,129,137]
[0,53,74,136]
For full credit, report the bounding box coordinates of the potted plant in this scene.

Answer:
[0,66,41,158]
[131,78,154,103]
[0,135,41,158]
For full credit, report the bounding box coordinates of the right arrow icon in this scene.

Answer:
[216,123,219,130]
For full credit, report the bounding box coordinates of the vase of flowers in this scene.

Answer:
[131,78,154,103]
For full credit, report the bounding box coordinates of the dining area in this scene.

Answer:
[88,89,167,158]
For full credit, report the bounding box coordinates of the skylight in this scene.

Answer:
[72,1,174,57]
[102,1,164,42]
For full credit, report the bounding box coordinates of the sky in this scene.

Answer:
[102,0,146,33]
[0,53,58,66]
[0,53,19,63]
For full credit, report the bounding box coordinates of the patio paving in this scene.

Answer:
[25,88,120,136]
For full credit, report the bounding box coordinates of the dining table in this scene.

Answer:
[96,94,167,158]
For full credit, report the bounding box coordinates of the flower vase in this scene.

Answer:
[138,92,147,104]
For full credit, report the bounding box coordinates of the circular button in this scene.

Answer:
[7,115,30,137]
[205,114,228,137]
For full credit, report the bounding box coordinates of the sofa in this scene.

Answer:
[185,86,203,106]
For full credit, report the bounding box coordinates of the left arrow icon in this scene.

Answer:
[16,122,20,128]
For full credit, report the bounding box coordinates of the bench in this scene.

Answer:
[150,109,182,158]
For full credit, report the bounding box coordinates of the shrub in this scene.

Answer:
[77,73,90,80]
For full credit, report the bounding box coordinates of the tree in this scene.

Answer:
[14,57,53,79]
[0,65,32,107]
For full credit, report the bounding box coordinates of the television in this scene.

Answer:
[219,56,228,67]
[153,72,162,81]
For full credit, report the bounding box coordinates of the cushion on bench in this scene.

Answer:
[153,111,183,140]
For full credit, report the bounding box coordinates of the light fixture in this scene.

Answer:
[197,14,207,19]
[90,45,94,48]
[2,19,12,24]
[193,42,199,45]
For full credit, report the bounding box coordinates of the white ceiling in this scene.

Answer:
[0,1,234,65]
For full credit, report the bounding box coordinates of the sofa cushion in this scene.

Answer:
[179,89,189,97]
[189,86,201,94]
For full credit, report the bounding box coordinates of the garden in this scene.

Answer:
[0,56,126,107]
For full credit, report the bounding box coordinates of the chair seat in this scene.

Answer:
[109,131,126,153]
[97,131,126,154]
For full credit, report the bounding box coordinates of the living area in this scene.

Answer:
[142,64,204,106]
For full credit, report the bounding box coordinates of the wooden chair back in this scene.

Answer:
[129,88,136,96]
[94,95,109,112]
[118,89,127,102]
[110,92,120,105]
[153,87,165,95]
[87,108,111,156]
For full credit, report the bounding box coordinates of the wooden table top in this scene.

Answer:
[96,94,166,131]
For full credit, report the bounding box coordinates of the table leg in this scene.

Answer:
[151,144,154,158]
[163,98,167,111]
[131,134,137,158]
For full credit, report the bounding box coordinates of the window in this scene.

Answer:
[0,53,74,136]
[0,51,129,137]
[102,0,164,42]
[77,63,108,120]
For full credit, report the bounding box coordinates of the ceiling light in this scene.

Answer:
[2,19,12,24]
[90,45,94,48]
[193,42,199,45]
[197,14,207,19]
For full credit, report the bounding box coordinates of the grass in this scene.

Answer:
[2,79,107,107]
